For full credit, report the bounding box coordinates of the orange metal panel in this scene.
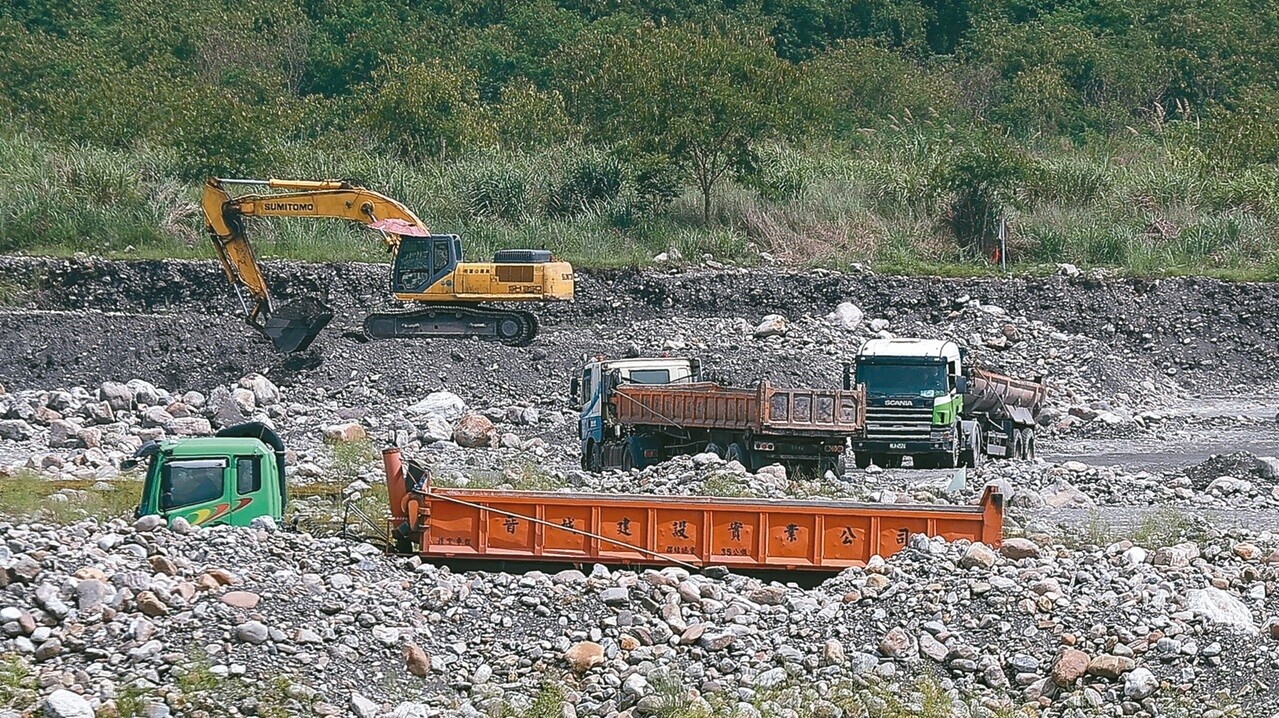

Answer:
[543,504,593,556]
[709,510,759,564]
[412,487,1003,572]
[598,505,650,561]
[764,513,817,565]
[820,514,874,566]
[427,500,480,553]
[876,518,928,555]
[655,508,701,558]
[486,503,535,552]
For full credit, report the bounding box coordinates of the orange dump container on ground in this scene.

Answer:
[385,449,1002,572]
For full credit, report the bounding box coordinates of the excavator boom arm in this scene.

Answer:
[201,177,431,352]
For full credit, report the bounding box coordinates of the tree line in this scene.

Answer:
[2,0,1278,253]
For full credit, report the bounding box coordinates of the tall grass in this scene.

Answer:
[0,472,141,524]
[4,129,1279,278]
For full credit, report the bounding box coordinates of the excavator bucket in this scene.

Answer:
[258,297,334,353]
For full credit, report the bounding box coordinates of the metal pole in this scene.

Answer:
[999,215,1007,272]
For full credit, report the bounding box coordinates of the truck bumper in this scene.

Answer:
[851,439,950,455]
[752,439,844,462]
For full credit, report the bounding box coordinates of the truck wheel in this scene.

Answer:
[726,443,746,466]
[1011,431,1026,460]
[962,425,983,468]
[704,442,724,458]
[621,446,636,471]
[854,452,872,469]
[587,441,603,472]
[1021,428,1036,460]
[963,446,983,469]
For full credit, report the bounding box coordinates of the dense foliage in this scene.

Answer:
[2,0,1279,273]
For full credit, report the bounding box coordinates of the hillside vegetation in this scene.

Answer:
[2,0,1279,276]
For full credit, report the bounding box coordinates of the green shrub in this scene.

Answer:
[467,163,536,222]
[548,152,623,218]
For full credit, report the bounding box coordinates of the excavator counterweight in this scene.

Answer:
[201,177,573,352]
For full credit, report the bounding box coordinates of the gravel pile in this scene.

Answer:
[4,256,1278,427]
[4,256,1279,716]
[2,515,1277,717]
[974,454,1279,512]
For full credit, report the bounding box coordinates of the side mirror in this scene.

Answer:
[842,363,853,391]
[570,377,581,403]
[955,376,968,394]
[120,458,139,471]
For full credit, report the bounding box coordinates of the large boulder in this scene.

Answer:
[825,302,865,331]
[452,412,495,448]
[408,391,467,422]
[238,373,281,406]
[0,419,35,441]
[563,641,605,673]
[48,419,81,449]
[324,422,367,443]
[960,542,998,569]
[1050,648,1090,687]
[98,381,134,411]
[169,417,213,436]
[206,386,247,428]
[753,314,788,338]
[43,689,95,718]
[877,627,917,659]
[125,379,164,407]
[418,417,453,444]
[1186,587,1258,634]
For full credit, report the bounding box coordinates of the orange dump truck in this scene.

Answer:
[575,357,866,474]
[383,448,1003,572]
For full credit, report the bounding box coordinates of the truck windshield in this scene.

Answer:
[625,369,671,384]
[161,458,227,510]
[857,363,947,397]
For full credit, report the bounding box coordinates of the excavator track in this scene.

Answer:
[363,305,540,346]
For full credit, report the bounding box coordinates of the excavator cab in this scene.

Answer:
[391,234,462,293]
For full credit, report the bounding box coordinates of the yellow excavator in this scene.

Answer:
[201,178,574,352]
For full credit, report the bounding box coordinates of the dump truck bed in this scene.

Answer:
[964,367,1047,423]
[412,486,1002,571]
[612,381,866,437]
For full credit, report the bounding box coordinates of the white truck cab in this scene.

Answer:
[573,357,701,471]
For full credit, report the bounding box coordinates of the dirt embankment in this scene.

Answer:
[1,257,1276,404]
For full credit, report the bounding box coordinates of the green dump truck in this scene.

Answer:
[130,422,287,526]
[844,338,1047,469]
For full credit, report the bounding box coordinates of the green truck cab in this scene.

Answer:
[130,422,287,526]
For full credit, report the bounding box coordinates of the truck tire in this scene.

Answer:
[704,442,725,458]
[962,426,983,468]
[621,446,636,471]
[726,442,750,470]
[1011,431,1026,460]
[587,441,603,472]
[1021,428,1036,460]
